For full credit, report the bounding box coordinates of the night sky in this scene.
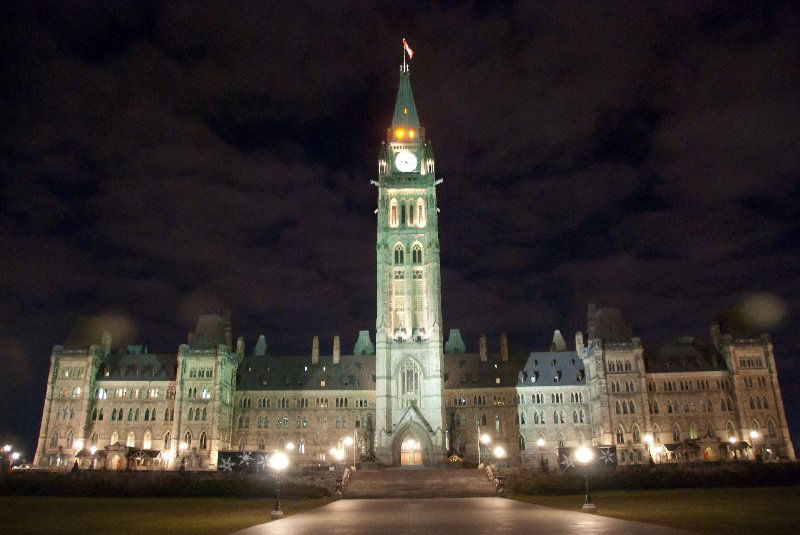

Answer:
[2,1,798,458]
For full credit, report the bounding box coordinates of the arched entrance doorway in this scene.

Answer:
[400,437,423,465]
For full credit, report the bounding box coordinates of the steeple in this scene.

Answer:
[391,67,420,132]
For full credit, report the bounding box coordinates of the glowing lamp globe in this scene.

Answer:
[575,446,593,465]
[269,451,289,471]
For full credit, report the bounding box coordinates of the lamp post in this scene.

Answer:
[644,433,654,465]
[536,438,546,472]
[749,430,760,461]
[575,446,596,513]
[478,433,491,467]
[729,436,737,460]
[343,436,354,468]
[179,442,188,470]
[269,451,289,520]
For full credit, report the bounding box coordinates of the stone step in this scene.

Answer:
[344,467,497,499]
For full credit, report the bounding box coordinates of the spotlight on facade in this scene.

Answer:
[73,440,84,451]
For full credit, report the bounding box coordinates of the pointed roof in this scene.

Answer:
[392,67,420,130]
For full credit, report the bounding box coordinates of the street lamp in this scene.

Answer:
[179,442,188,470]
[2,445,10,453]
[478,433,491,466]
[343,436,354,467]
[268,451,289,520]
[749,430,760,461]
[644,433,654,465]
[536,438,546,472]
[575,446,596,513]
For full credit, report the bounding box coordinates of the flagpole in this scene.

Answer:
[403,38,406,72]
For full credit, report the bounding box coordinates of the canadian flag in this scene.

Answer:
[403,38,414,60]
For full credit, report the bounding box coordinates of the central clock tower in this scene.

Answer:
[374,62,446,465]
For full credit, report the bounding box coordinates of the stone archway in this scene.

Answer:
[392,420,434,466]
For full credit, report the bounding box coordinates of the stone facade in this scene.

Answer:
[33,64,795,470]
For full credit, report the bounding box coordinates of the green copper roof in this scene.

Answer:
[392,68,420,130]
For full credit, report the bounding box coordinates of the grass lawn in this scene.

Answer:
[512,486,800,534]
[0,496,332,535]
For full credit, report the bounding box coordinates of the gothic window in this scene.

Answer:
[143,431,152,449]
[189,408,195,421]
[623,401,629,414]
[558,433,566,448]
[417,199,426,227]
[394,243,405,264]
[111,431,119,445]
[389,200,398,227]
[519,435,526,451]
[164,432,172,450]
[616,426,625,444]
[762,397,769,409]
[408,202,415,226]
[767,420,776,437]
[399,359,421,405]
[653,425,661,443]
[630,401,635,414]
[534,412,539,425]
[672,425,681,442]
[199,432,207,450]
[127,431,135,448]
[706,423,715,438]
[50,431,58,448]
[91,432,98,447]
[580,410,586,423]
[164,408,170,421]
[683,421,697,440]
[615,401,621,414]
[238,437,245,451]
[726,421,736,440]
[202,408,207,421]
[184,432,192,448]
[258,438,266,451]
[144,409,150,421]
[412,243,423,264]
[632,425,641,443]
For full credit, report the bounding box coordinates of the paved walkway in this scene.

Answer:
[230,497,694,535]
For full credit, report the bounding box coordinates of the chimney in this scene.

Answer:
[500,333,509,361]
[312,336,319,365]
[333,336,341,365]
[223,309,232,350]
[479,334,487,362]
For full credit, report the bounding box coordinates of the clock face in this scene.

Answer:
[394,150,418,172]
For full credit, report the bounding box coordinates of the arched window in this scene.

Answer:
[238,437,245,451]
[632,425,641,443]
[630,401,635,414]
[164,408,170,421]
[127,431,135,447]
[91,432,98,447]
[653,424,661,443]
[534,412,540,425]
[672,424,681,442]
[519,435,526,451]
[762,397,769,409]
[579,409,586,423]
[412,243,423,264]
[188,408,194,421]
[616,426,625,444]
[417,199,426,227]
[66,430,74,449]
[202,408,207,421]
[164,432,172,450]
[111,431,119,445]
[143,431,152,449]
[394,243,405,264]
[399,359,422,406]
[706,423,715,438]
[408,202,415,226]
[258,438,266,451]
[767,420,776,437]
[184,432,192,448]
[623,401,629,414]
[50,431,59,448]
[389,199,398,227]
[688,422,698,439]
[615,401,621,414]
[199,432,207,450]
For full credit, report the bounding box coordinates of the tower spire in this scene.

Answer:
[391,66,420,133]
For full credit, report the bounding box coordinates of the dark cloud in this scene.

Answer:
[1,1,799,456]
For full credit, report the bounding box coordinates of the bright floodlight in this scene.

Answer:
[89,446,97,455]
[644,433,653,445]
[575,446,593,465]
[480,434,492,445]
[179,442,188,451]
[750,430,759,440]
[729,436,737,444]
[269,451,289,471]
[2,445,10,452]
[74,440,84,450]
[333,448,345,461]
[536,438,545,448]
[12,452,20,461]
[285,442,295,451]
[493,446,507,459]
[343,436,354,446]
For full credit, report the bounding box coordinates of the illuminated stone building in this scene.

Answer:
[33,62,795,470]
